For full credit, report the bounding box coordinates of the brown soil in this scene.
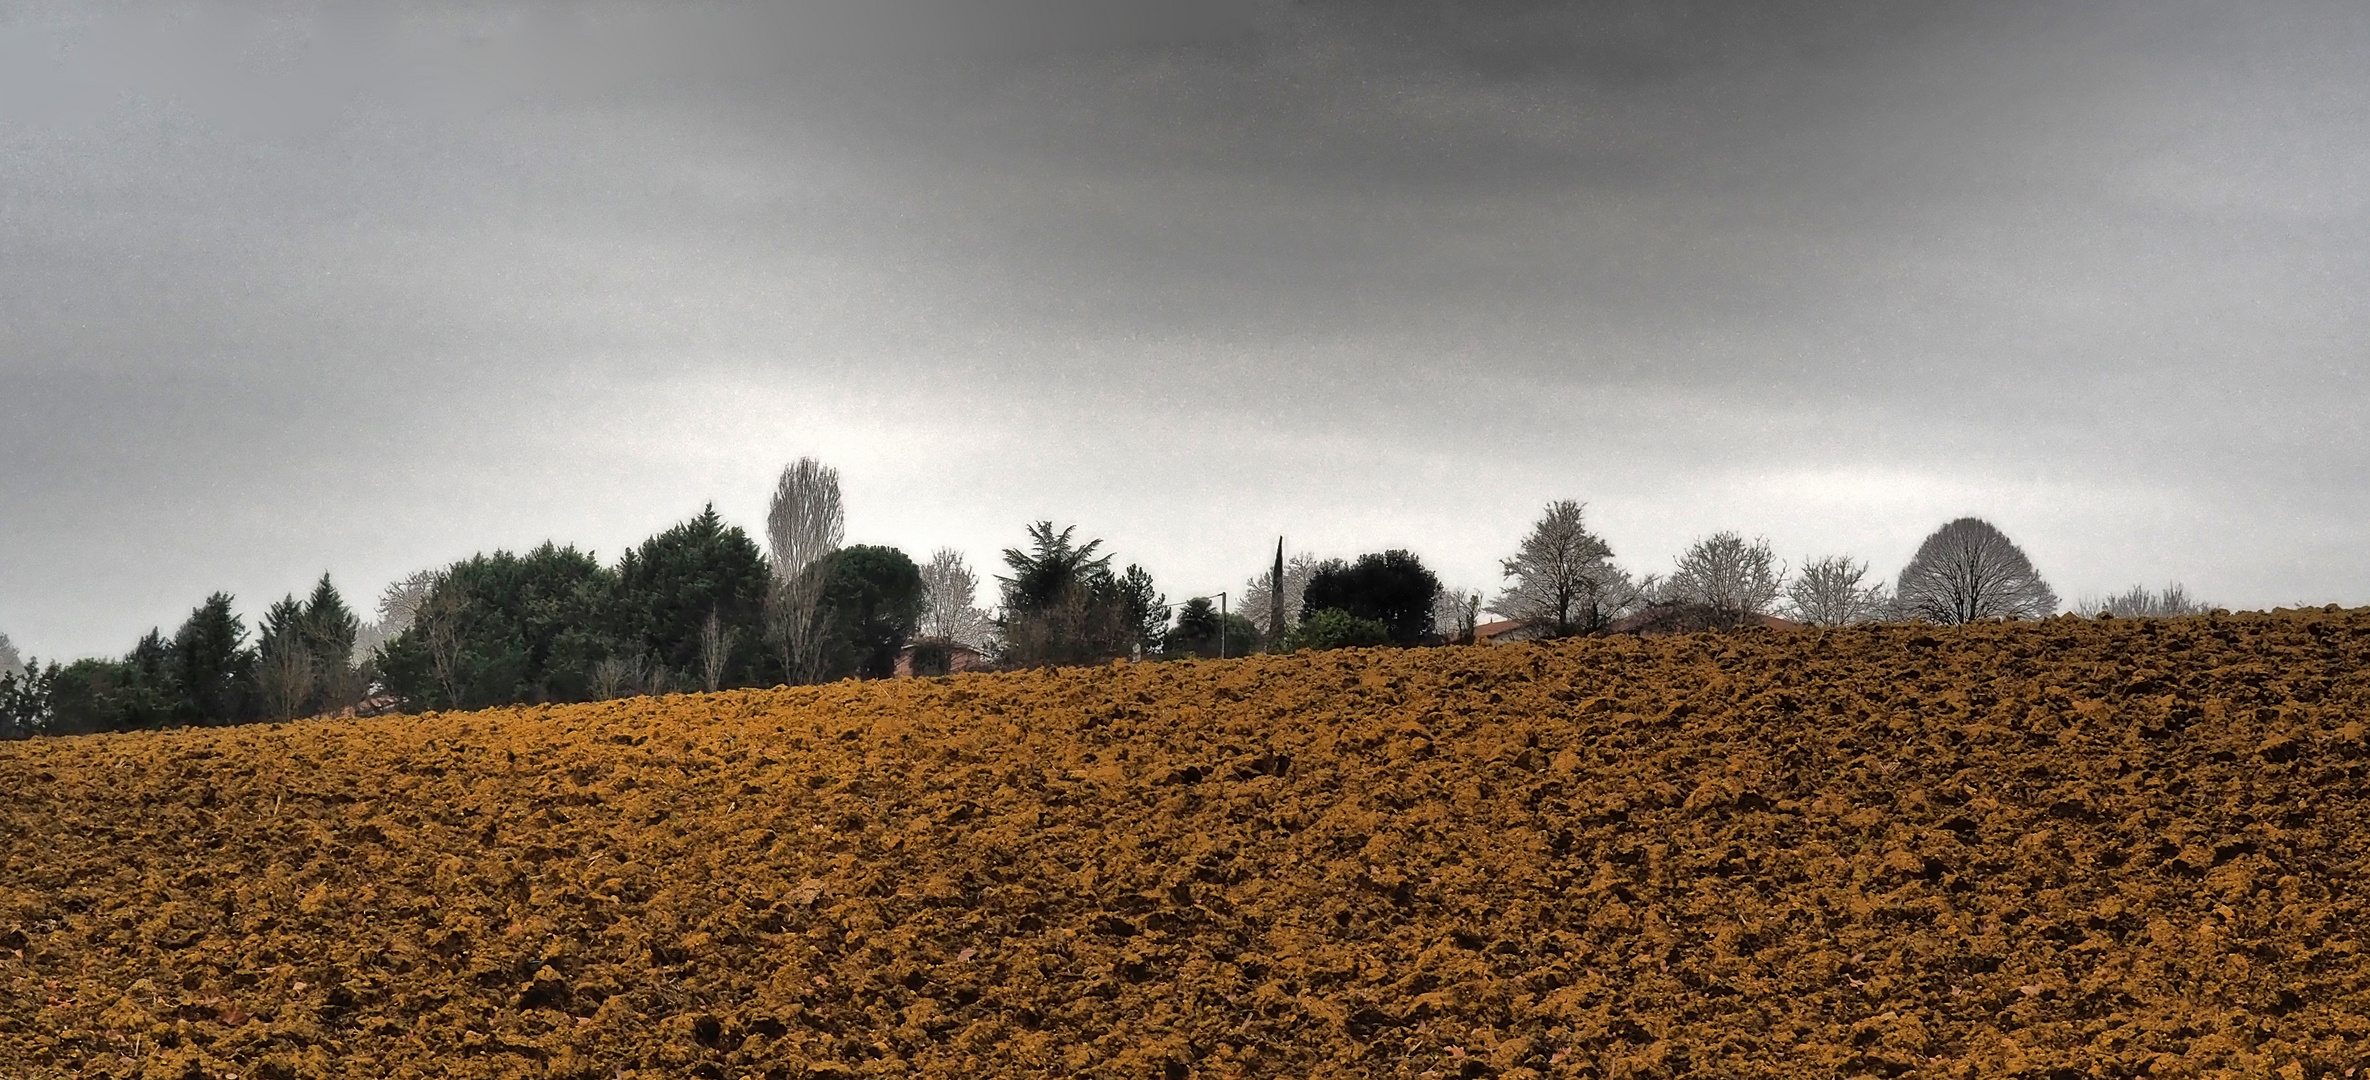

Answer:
[4,610,2369,1079]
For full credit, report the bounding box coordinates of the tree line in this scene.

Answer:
[0,465,2215,739]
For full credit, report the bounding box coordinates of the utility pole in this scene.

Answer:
[1218,591,1229,659]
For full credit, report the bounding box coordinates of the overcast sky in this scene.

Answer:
[4,0,2367,659]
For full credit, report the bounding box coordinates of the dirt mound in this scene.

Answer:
[5,610,2369,1079]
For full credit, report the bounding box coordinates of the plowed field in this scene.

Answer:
[5,610,2369,1079]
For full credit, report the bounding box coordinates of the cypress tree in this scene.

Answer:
[170,593,257,725]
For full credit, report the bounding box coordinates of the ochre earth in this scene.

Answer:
[4,610,2369,1079]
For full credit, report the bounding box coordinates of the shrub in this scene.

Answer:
[1285,608,1391,651]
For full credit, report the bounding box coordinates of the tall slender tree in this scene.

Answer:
[0,657,54,739]
[1242,550,1321,637]
[1115,564,1169,659]
[765,458,846,685]
[1268,539,1285,644]
[698,609,733,692]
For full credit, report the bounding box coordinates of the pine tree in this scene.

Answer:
[171,593,256,725]
[615,504,770,688]
[257,595,315,720]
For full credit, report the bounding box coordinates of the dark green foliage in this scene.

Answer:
[1302,550,1440,645]
[252,576,364,720]
[1284,608,1391,651]
[372,508,796,709]
[45,611,245,734]
[999,522,1113,616]
[378,543,619,710]
[1163,597,1261,659]
[613,504,771,689]
[170,594,257,725]
[257,596,313,720]
[1116,564,1169,658]
[997,522,1135,666]
[49,633,180,732]
[0,659,57,739]
[46,658,132,735]
[816,544,925,679]
[301,575,363,707]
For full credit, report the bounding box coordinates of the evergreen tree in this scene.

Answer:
[614,504,771,688]
[170,594,257,725]
[816,545,925,679]
[0,658,55,739]
[996,522,1133,666]
[300,574,363,710]
[55,631,185,732]
[257,595,315,720]
[1116,564,1169,659]
[1302,550,1440,645]
[1163,597,1261,659]
[378,544,621,709]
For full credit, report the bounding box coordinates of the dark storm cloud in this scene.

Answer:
[2,0,2366,658]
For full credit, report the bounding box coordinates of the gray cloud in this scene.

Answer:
[3,0,2366,658]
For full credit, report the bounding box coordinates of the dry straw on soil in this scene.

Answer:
[4,609,2369,1079]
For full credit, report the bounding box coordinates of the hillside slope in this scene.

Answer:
[4,610,2368,1079]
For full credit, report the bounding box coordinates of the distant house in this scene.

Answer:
[1473,619,1550,645]
[335,694,403,719]
[894,641,990,678]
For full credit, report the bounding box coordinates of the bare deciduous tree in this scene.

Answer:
[1895,517,2059,624]
[2079,582,2212,618]
[1432,586,1482,644]
[698,608,734,692]
[1491,500,1637,636]
[1663,531,1784,628]
[764,457,846,685]
[415,579,468,708]
[259,635,316,720]
[917,548,995,652]
[592,652,647,701]
[1786,554,1890,627]
[354,569,440,667]
[0,631,21,678]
